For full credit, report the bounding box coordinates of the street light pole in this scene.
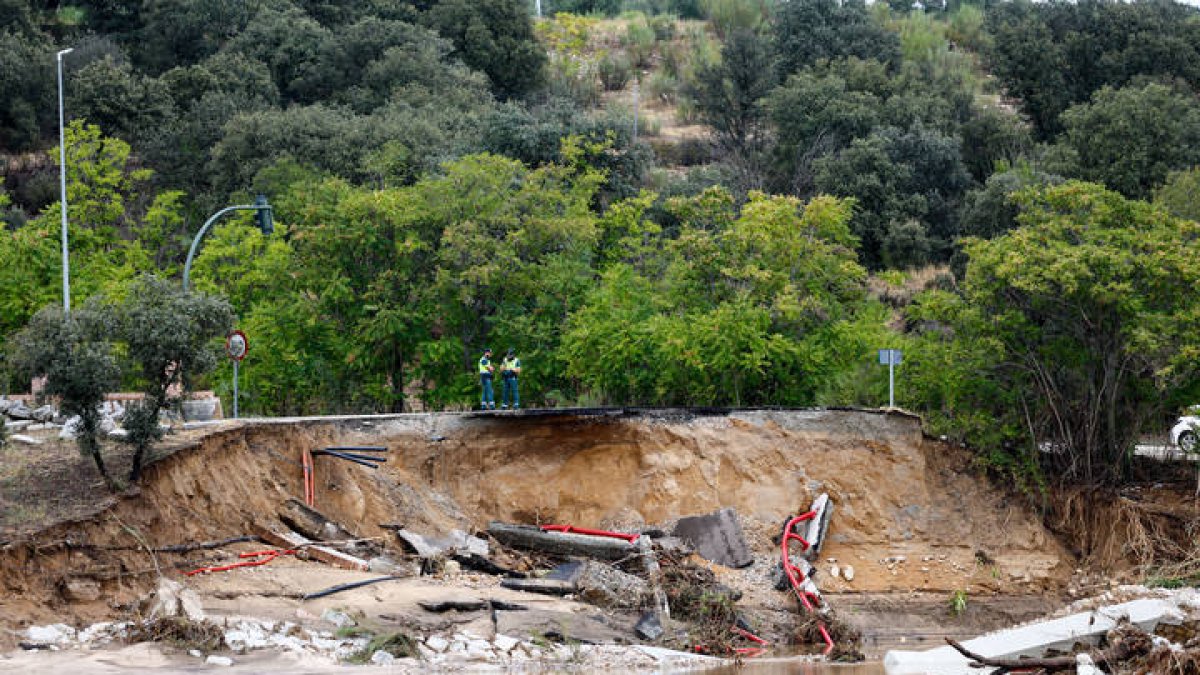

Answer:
[57,47,73,313]
[182,195,274,291]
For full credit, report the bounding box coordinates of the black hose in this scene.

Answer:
[310,450,381,469]
[325,446,388,453]
[302,576,401,600]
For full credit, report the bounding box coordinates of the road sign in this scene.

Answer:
[877,348,902,408]
[878,349,902,365]
[226,330,248,419]
[226,330,248,362]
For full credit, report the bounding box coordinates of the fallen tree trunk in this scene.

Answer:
[488,523,638,561]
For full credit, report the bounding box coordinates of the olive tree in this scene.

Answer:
[114,275,233,482]
[8,305,121,489]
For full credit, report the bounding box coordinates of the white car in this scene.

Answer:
[1171,415,1200,454]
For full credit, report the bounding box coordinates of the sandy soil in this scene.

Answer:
[0,408,1077,665]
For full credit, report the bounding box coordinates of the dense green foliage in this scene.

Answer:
[6,0,1200,490]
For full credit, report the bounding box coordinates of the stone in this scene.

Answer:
[466,639,494,660]
[61,579,102,602]
[575,560,648,609]
[634,611,664,641]
[59,416,82,440]
[189,649,203,658]
[26,624,75,645]
[843,565,855,581]
[205,655,233,666]
[10,434,42,445]
[443,560,462,576]
[30,405,56,422]
[671,507,753,569]
[493,634,519,652]
[367,556,400,574]
[830,564,840,579]
[370,650,395,665]
[425,635,450,653]
[6,402,33,420]
[142,578,205,621]
[321,609,354,628]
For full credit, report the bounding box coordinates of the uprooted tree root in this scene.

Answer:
[659,557,743,655]
[127,616,225,652]
[794,612,864,662]
[1051,488,1194,572]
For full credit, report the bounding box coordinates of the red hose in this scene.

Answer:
[184,548,297,576]
[539,524,640,543]
[781,513,835,655]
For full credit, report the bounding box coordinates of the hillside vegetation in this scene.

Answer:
[4,0,1200,489]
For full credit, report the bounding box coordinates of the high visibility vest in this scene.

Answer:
[502,357,520,373]
[478,356,492,374]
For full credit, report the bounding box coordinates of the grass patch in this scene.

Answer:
[345,632,418,664]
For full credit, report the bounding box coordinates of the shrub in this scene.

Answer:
[623,16,657,67]
[599,52,634,90]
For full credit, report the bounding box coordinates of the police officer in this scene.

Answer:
[500,348,521,410]
[479,348,495,410]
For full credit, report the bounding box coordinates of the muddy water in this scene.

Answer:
[705,660,884,674]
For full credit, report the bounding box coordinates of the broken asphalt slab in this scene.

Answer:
[671,507,753,569]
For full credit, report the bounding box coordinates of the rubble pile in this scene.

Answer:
[0,398,129,445]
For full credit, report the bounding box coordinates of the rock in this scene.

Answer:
[634,611,664,641]
[830,564,841,579]
[466,639,494,660]
[51,413,69,425]
[189,649,203,658]
[61,579,102,602]
[843,565,855,581]
[6,402,33,420]
[370,650,395,665]
[205,655,233,666]
[493,634,519,652]
[142,578,205,621]
[0,399,12,414]
[367,556,400,574]
[443,560,462,576]
[321,609,354,628]
[4,419,32,431]
[10,434,43,445]
[26,624,75,645]
[59,416,82,440]
[30,405,56,422]
[575,560,648,609]
[425,635,450,653]
[99,414,117,434]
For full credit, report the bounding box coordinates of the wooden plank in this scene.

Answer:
[253,525,369,572]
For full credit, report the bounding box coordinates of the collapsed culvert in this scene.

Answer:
[0,408,1076,667]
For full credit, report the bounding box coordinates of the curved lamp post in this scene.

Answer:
[182,195,274,291]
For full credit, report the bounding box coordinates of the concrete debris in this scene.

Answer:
[205,655,234,666]
[803,493,833,559]
[884,597,1185,674]
[575,559,649,609]
[142,578,206,622]
[320,609,355,628]
[30,404,56,422]
[254,526,369,571]
[671,507,754,569]
[25,624,76,645]
[369,650,395,665]
[488,522,638,561]
[5,402,33,420]
[843,564,855,581]
[3,419,32,431]
[10,433,42,445]
[395,528,488,558]
[634,611,664,641]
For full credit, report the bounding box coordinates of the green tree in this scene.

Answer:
[421,0,545,98]
[689,29,777,156]
[9,305,121,489]
[113,275,233,482]
[1154,167,1200,222]
[773,0,901,77]
[1053,83,1200,200]
[930,181,1200,486]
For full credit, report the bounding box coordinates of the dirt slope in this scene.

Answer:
[0,408,1072,635]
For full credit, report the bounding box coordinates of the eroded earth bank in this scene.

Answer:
[0,409,1079,671]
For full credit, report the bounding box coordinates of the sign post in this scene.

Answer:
[226,330,249,419]
[877,349,902,408]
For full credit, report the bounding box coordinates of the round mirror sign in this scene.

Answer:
[226,330,248,362]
